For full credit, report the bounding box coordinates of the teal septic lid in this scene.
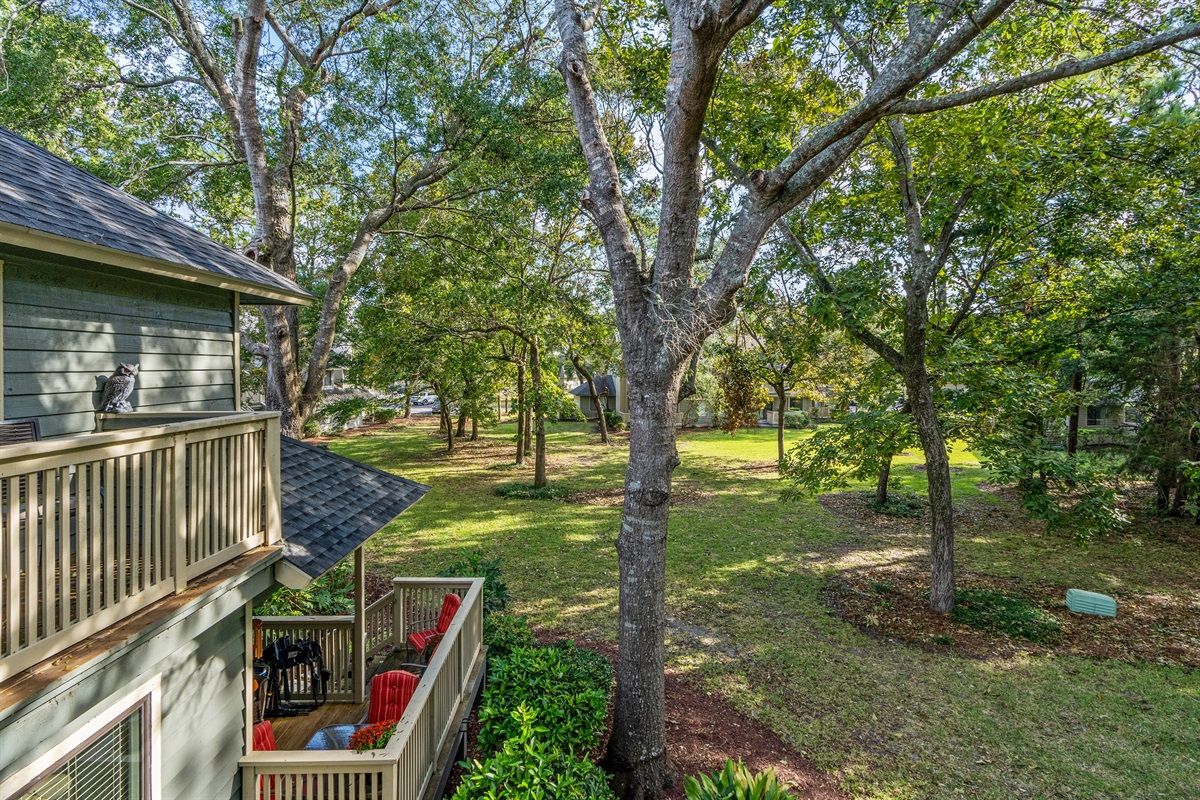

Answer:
[1066,589,1117,618]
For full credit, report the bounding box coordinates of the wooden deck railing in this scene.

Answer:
[0,412,281,681]
[242,578,485,800]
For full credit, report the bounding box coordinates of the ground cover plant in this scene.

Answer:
[332,419,1200,799]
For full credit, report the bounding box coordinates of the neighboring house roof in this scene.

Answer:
[0,126,311,305]
[569,375,616,397]
[278,437,429,583]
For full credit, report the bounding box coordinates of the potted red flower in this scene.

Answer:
[349,719,399,752]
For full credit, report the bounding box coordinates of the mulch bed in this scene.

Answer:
[826,569,1200,668]
[442,632,847,799]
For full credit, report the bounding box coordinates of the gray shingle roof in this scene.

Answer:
[568,375,616,397]
[279,437,429,580]
[0,126,310,304]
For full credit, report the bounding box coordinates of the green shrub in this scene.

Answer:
[439,550,509,614]
[484,613,536,661]
[302,419,320,438]
[478,642,612,755]
[951,588,1062,642]
[319,397,377,428]
[603,410,625,432]
[782,411,810,430]
[255,559,354,615]
[685,760,795,800]
[559,403,587,422]
[867,490,925,517]
[453,705,616,800]
[373,408,398,423]
[495,481,573,500]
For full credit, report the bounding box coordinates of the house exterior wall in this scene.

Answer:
[0,564,275,800]
[2,249,238,437]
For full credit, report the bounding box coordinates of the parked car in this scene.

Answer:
[411,392,436,405]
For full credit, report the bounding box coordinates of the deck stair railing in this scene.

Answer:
[0,412,281,681]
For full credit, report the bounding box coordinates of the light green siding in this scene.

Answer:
[2,249,238,437]
[0,564,276,800]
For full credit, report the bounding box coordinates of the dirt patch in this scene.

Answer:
[740,461,780,473]
[562,482,715,508]
[826,568,1200,668]
[818,491,926,522]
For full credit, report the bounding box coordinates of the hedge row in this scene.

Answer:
[454,615,615,799]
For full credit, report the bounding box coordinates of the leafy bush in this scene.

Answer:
[780,410,917,501]
[373,408,398,423]
[559,403,587,422]
[439,550,509,614]
[478,642,612,755]
[951,588,1062,642]
[302,419,320,438]
[495,481,573,500]
[548,639,613,687]
[319,397,377,429]
[453,705,616,800]
[255,559,354,615]
[484,613,536,661]
[782,411,810,430]
[602,410,625,432]
[685,760,795,800]
[866,490,925,517]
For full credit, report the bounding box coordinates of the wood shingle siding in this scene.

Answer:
[3,251,238,437]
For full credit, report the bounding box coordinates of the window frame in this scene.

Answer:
[2,675,162,800]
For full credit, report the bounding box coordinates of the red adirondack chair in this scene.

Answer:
[367,669,420,725]
[407,593,462,662]
[252,720,277,751]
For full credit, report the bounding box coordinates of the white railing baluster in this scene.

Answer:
[0,413,280,681]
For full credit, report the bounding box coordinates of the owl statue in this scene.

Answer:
[100,363,139,413]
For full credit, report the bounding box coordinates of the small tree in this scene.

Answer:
[713,345,770,434]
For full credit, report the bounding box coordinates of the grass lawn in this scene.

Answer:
[328,418,1200,800]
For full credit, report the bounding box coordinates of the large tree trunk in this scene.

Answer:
[903,289,955,613]
[529,339,548,488]
[403,393,411,419]
[602,375,679,798]
[515,361,527,466]
[456,409,468,438]
[1066,369,1082,455]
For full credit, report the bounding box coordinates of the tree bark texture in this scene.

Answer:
[529,339,548,488]
[1067,369,1082,456]
[775,382,786,464]
[602,375,681,798]
[876,459,891,506]
[516,361,527,466]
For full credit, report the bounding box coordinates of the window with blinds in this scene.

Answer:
[17,706,144,800]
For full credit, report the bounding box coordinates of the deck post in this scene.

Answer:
[263,414,281,545]
[172,434,188,593]
[353,546,367,704]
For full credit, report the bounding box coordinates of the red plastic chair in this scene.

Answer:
[367,669,420,724]
[252,720,277,751]
[407,593,462,661]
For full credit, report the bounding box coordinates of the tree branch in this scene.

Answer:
[893,22,1200,115]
